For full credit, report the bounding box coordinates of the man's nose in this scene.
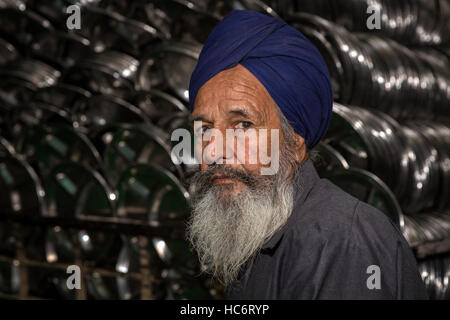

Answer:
[203,128,235,165]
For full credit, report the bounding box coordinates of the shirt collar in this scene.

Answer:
[261,158,320,250]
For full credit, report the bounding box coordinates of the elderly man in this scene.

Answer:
[186,10,427,299]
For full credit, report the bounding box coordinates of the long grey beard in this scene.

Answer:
[187,163,295,287]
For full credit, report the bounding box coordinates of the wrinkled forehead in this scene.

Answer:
[192,64,276,117]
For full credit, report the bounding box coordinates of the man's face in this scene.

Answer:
[190,64,285,195]
[187,64,304,286]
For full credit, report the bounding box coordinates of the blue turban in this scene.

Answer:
[188,10,333,149]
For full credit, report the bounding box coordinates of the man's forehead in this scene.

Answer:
[192,65,274,117]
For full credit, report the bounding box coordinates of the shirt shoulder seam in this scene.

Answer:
[350,200,361,240]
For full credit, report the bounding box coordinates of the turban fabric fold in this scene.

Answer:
[188,10,333,149]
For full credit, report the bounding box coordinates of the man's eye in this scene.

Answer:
[236,121,252,129]
[199,126,210,133]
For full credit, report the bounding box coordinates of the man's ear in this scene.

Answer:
[294,134,307,164]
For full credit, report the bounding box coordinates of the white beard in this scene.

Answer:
[187,166,295,286]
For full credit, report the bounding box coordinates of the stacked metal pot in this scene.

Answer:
[0,0,449,299]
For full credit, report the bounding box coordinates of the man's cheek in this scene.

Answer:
[233,130,259,166]
[259,128,280,176]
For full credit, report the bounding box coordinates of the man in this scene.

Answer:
[186,10,427,299]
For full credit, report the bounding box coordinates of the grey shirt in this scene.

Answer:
[226,159,428,299]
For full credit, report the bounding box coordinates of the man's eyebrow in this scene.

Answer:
[189,115,212,129]
[189,106,256,128]
[228,107,254,119]
[190,115,212,123]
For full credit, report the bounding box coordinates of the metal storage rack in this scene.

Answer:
[0,212,220,300]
